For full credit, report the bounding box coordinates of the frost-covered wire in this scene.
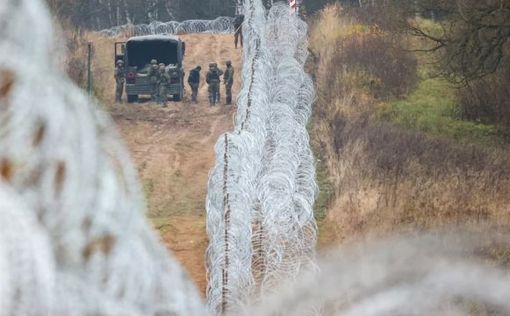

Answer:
[206,0,271,314]
[206,1,318,314]
[255,2,317,299]
[0,0,205,315]
[4,1,510,316]
[99,17,235,37]
[244,233,510,316]
[0,186,55,316]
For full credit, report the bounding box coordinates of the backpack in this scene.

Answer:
[234,15,244,29]
[189,69,200,83]
[209,70,220,81]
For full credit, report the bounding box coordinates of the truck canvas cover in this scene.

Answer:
[126,35,181,69]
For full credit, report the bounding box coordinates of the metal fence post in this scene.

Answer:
[87,42,92,95]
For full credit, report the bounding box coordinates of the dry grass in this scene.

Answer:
[310,5,510,245]
[57,26,89,88]
[61,31,243,295]
[84,32,129,103]
[458,63,510,138]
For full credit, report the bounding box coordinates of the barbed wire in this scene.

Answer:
[205,2,318,315]
[0,0,205,315]
[98,17,235,37]
[254,3,318,305]
[3,1,510,316]
[244,233,510,315]
[206,0,269,314]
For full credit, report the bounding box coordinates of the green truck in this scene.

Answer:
[115,35,186,103]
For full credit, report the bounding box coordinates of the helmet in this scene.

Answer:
[212,63,218,67]
[226,60,232,66]
[209,63,215,68]
[116,60,124,65]
[151,59,158,64]
[159,63,165,67]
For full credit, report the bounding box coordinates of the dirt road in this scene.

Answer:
[104,33,241,294]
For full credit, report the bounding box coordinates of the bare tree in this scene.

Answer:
[46,0,237,29]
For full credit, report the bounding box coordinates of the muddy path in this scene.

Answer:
[104,33,241,294]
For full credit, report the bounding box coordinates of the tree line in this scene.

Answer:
[46,0,238,29]
[48,0,509,136]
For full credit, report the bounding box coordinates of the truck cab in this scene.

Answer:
[115,35,186,103]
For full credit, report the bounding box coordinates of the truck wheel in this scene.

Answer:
[127,95,138,103]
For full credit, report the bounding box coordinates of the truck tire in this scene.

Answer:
[173,92,182,102]
[127,95,138,103]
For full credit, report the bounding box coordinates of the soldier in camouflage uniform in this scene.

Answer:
[157,63,170,107]
[223,61,234,105]
[233,14,244,49]
[213,63,223,103]
[187,65,202,103]
[114,60,125,103]
[206,63,223,106]
[148,59,159,101]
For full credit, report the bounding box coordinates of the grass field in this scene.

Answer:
[309,4,510,245]
[380,77,500,145]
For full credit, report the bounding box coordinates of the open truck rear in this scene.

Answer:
[115,35,186,103]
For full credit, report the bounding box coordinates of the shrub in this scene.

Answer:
[310,4,417,101]
[457,62,510,138]
[331,30,417,98]
[63,27,88,87]
[309,4,510,245]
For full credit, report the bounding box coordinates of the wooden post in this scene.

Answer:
[87,42,92,95]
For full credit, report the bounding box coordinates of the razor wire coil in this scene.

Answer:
[98,17,235,37]
[205,1,318,315]
[3,1,510,316]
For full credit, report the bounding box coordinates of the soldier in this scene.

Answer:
[223,61,234,105]
[212,63,223,103]
[114,60,125,103]
[233,14,244,49]
[187,65,201,103]
[157,63,170,107]
[148,59,159,101]
[299,4,308,20]
[206,63,222,106]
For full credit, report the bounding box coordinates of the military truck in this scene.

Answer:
[115,35,186,103]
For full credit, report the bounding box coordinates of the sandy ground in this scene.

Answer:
[99,33,242,295]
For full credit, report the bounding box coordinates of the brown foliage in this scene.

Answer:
[444,0,510,81]
[315,94,510,244]
[64,28,88,87]
[457,59,510,138]
[310,5,510,244]
[309,5,417,103]
[0,69,15,99]
[330,31,417,98]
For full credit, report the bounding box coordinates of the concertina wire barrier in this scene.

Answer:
[0,0,317,314]
[3,1,510,316]
[205,1,318,315]
[98,17,235,37]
